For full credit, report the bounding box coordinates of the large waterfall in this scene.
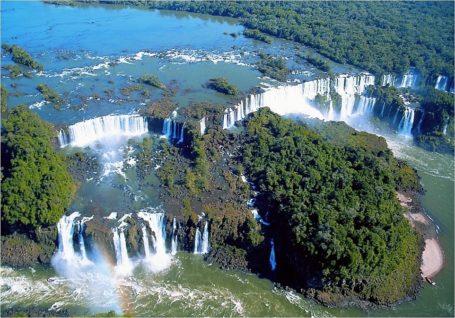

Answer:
[138,210,172,272]
[58,114,148,148]
[194,221,210,255]
[222,74,376,129]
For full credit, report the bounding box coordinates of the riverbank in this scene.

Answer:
[399,192,444,280]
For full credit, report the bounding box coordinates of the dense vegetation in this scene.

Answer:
[241,109,421,304]
[1,106,76,230]
[256,52,288,81]
[206,77,238,95]
[138,74,165,89]
[1,85,7,113]
[243,28,272,44]
[36,84,63,110]
[2,44,43,71]
[68,1,453,78]
[299,53,331,73]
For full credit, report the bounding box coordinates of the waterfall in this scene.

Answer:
[171,217,178,255]
[141,225,151,258]
[229,109,235,128]
[381,74,395,86]
[417,111,425,134]
[220,74,376,129]
[200,117,206,135]
[112,227,134,275]
[138,209,172,272]
[269,239,277,271]
[355,96,376,116]
[443,123,448,135]
[77,217,93,265]
[172,120,177,139]
[201,221,209,254]
[435,75,449,91]
[223,109,229,129]
[396,73,418,88]
[58,114,148,148]
[398,107,415,136]
[327,100,335,121]
[178,125,185,144]
[194,221,210,255]
[193,228,201,254]
[56,212,81,261]
[338,94,356,121]
[162,118,172,139]
[52,214,122,311]
[392,108,400,126]
[380,102,386,117]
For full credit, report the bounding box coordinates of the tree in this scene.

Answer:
[1,106,76,229]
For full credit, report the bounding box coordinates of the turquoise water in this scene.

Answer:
[1,1,453,316]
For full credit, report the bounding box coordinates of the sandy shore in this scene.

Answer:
[397,192,444,279]
[421,238,444,278]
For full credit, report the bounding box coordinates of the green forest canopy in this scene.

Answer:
[242,109,421,303]
[1,106,76,230]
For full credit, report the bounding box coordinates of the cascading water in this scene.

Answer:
[141,225,151,258]
[178,125,185,144]
[200,117,206,135]
[223,78,332,129]
[138,209,172,272]
[162,118,172,139]
[112,227,134,276]
[58,114,148,148]
[194,221,210,255]
[398,107,415,136]
[55,212,81,262]
[435,75,449,91]
[52,213,122,311]
[417,111,425,134]
[193,228,201,254]
[78,216,93,265]
[269,239,277,271]
[172,120,177,139]
[381,74,395,86]
[380,102,386,118]
[223,109,229,129]
[392,108,400,126]
[395,73,418,89]
[355,96,376,116]
[171,217,178,255]
[201,221,209,254]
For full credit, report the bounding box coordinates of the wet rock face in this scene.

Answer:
[1,233,56,267]
[206,245,249,271]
